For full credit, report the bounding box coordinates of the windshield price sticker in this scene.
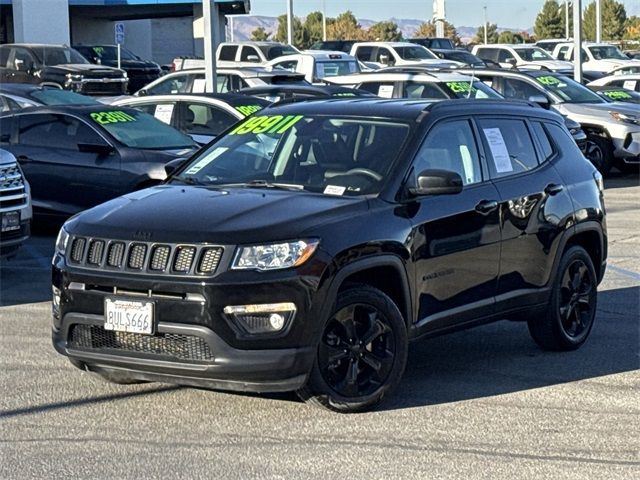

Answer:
[235,105,264,117]
[229,115,304,135]
[446,81,476,94]
[536,76,562,86]
[603,90,632,100]
[91,111,137,125]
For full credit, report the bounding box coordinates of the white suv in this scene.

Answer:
[472,44,572,71]
[350,42,459,69]
[553,42,640,73]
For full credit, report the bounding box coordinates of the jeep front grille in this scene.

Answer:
[67,236,223,276]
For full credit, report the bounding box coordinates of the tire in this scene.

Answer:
[297,284,408,413]
[584,135,613,175]
[91,367,147,385]
[528,246,598,351]
[616,161,639,175]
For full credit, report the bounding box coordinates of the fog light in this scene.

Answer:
[223,302,296,335]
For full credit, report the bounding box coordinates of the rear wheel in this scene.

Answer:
[298,285,408,413]
[584,135,613,175]
[528,246,597,351]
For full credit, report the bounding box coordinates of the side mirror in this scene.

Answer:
[528,94,550,109]
[246,55,260,62]
[77,143,114,155]
[136,89,147,97]
[379,54,393,66]
[164,157,188,176]
[506,57,517,66]
[408,169,463,197]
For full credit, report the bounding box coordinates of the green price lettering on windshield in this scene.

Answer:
[537,76,561,86]
[229,115,304,135]
[603,90,632,100]
[90,111,137,125]
[446,81,475,93]
[92,46,105,57]
[235,105,264,116]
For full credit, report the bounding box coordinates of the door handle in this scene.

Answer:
[475,200,499,214]
[544,183,564,196]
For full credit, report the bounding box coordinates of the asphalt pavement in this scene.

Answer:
[0,174,638,479]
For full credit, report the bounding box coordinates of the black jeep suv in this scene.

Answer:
[0,44,128,95]
[52,99,607,412]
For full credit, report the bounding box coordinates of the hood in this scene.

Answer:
[67,185,369,244]
[555,101,640,120]
[521,60,573,71]
[45,64,125,76]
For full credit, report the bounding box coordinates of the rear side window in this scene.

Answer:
[477,118,539,178]
[219,45,238,61]
[531,122,554,162]
[358,81,394,98]
[180,103,237,136]
[404,82,448,99]
[19,114,102,150]
[545,123,581,157]
[240,46,261,62]
[475,48,499,63]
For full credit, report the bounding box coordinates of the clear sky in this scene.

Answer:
[249,0,640,30]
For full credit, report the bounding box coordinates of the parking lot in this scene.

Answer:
[0,173,636,479]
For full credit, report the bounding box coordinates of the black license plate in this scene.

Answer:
[1,211,20,233]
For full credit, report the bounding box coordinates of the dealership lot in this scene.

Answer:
[0,174,637,479]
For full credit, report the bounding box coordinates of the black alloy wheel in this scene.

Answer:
[528,246,597,351]
[298,285,408,412]
[584,135,613,175]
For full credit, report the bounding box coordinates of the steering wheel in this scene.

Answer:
[344,168,383,182]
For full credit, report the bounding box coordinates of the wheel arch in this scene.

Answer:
[556,222,606,284]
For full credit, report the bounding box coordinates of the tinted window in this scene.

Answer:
[32,46,88,65]
[315,61,357,78]
[534,75,604,104]
[395,46,436,60]
[475,48,499,62]
[0,47,10,67]
[263,45,298,60]
[414,120,483,185]
[514,48,553,61]
[546,123,582,157]
[478,118,539,178]
[404,82,448,99]
[502,78,543,100]
[19,114,102,149]
[181,103,237,136]
[147,74,190,95]
[272,60,298,72]
[0,115,14,144]
[497,49,514,63]
[358,81,395,98]
[441,80,502,99]
[531,122,554,162]
[28,89,100,106]
[376,47,393,64]
[240,46,261,62]
[219,45,238,61]
[12,48,36,70]
[355,47,373,62]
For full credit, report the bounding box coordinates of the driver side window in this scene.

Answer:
[413,120,483,186]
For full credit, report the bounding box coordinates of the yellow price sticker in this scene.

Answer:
[235,105,264,117]
[90,111,137,125]
[229,115,304,135]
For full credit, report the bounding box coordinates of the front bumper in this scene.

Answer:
[51,252,330,393]
[610,128,640,162]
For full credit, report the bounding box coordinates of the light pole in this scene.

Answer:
[573,0,582,83]
[322,0,327,41]
[483,6,488,45]
[565,0,569,39]
[287,0,294,45]
[595,0,601,42]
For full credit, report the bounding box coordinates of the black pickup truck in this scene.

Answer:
[0,44,128,95]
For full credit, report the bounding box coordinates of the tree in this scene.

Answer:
[624,16,640,41]
[367,21,402,41]
[304,11,325,48]
[273,14,308,47]
[413,20,461,45]
[583,0,627,41]
[326,11,366,40]
[473,23,498,44]
[498,30,523,44]
[534,0,566,39]
[250,26,270,42]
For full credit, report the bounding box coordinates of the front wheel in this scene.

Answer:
[298,284,408,413]
[584,135,613,175]
[528,246,598,351]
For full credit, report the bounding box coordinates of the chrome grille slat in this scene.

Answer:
[67,236,223,276]
[0,163,27,210]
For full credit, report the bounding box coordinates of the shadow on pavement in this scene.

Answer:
[604,171,639,190]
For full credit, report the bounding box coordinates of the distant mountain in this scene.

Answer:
[229,15,533,44]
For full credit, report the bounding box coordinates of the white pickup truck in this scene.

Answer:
[171,42,299,71]
[553,42,640,73]
[265,51,360,84]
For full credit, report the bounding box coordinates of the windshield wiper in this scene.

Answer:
[223,180,304,191]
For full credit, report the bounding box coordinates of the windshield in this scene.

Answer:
[442,80,503,99]
[315,60,358,78]
[88,110,197,149]
[84,46,138,61]
[535,75,604,104]
[263,45,298,60]
[395,46,437,60]
[515,48,554,61]
[597,88,640,104]
[588,46,628,60]
[33,47,89,65]
[29,89,99,105]
[173,114,410,196]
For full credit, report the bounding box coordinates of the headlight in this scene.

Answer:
[55,227,70,256]
[609,111,640,125]
[122,71,128,78]
[65,73,83,82]
[232,239,319,271]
